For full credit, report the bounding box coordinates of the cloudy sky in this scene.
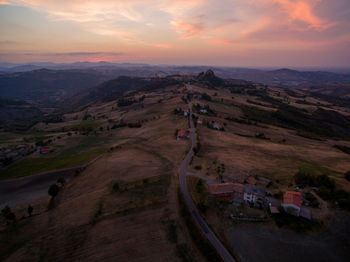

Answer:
[0,0,349,67]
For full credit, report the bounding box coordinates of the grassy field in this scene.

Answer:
[0,93,196,262]
[56,136,115,156]
[0,149,105,180]
[71,121,103,131]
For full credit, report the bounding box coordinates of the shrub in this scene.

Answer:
[194,165,202,170]
[112,182,120,192]
[48,184,59,198]
[177,190,222,261]
[272,208,321,232]
[345,171,350,182]
[201,93,212,101]
[197,201,208,213]
[1,205,16,223]
[117,98,136,107]
[27,205,33,216]
[57,177,66,186]
[167,221,178,243]
[294,170,335,191]
[127,122,142,128]
[334,145,350,154]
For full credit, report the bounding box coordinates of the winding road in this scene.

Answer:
[179,105,236,262]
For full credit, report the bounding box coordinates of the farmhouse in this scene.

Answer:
[282,190,303,216]
[176,129,189,140]
[208,182,244,202]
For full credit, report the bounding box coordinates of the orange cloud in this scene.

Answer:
[171,20,205,38]
[268,0,333,30]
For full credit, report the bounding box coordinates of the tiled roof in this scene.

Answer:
[208,182,244,194]
[283,191,302,207]
[177,129,186,136]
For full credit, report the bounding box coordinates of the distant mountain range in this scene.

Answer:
[0,62,350,104]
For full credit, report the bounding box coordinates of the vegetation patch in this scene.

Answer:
[71,121,102,132]
[106,175,171,216]
[272,207,322,232]
[177,189,223,262]
[239,104,350,139]
[57,136,113,156]
[0,149,105,180]
[333,145,350,155]
[294,168,350,209]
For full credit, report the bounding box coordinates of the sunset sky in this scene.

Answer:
[0,0,349,67]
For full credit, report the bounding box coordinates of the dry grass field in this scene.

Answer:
[2,82,350,262]
[188,85,350,192]
[0,90,205,262]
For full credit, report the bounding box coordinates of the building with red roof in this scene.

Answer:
[40,148,53,154]
[176,129,189,140]
[208,182,244,202]
[282,190,303,216]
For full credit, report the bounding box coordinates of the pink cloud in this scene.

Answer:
[171,20,205,38]
[262,0,334,30]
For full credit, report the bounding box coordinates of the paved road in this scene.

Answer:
[179,105,236,262]
[0,167,78,209]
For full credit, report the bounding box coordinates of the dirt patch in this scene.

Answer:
[227,212,350,262]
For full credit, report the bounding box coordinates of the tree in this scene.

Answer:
[1,205,16,224]
[48,184,59,198]
[57,177,66,186]
[345,171,350,182]
[27,205,33,216]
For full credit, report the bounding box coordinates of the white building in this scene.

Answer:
[244,184,266,207]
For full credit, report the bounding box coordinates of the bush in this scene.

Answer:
[111,121,127,129]
[48,184,59,198]
[197,201,208,213]
[57,177,66,186]
[177,190,222,261]
[272,208,321,232]
[112,182,120,192]
[127,122,142,128]
[345,171,350,182]
[167,221,178,243]
[334,145,350,154]
[201,93,212,101]
[294,170,335,191]
[117,98,136,107]
[194,165,202,170]
[1,205,16,223]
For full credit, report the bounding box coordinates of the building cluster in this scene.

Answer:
[208,180,312,219]
[0,144,33,168]
[208,181,267,208]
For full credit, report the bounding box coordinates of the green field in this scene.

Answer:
[0,149,105,180]
[57,136,114,156]
[71,121,102,131]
